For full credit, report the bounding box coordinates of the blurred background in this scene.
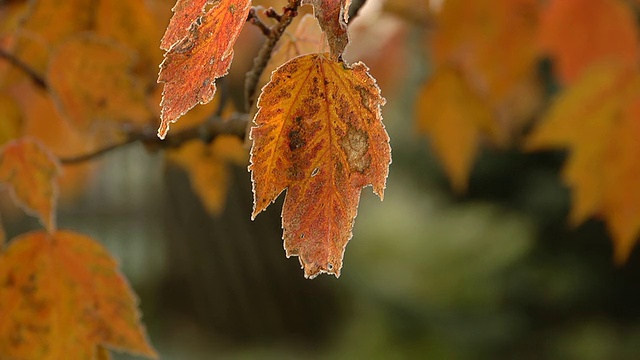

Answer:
[3,0,640,359]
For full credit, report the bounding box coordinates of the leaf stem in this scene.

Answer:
[244,0,302,112]
[0,48,48,90]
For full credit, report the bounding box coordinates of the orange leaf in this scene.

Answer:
[416,66,496,192]
[526,62,640,262]
[160,0,209,51]
[157,0,251,139]
[250,53,391,278]
[432,0,540,103]
[0,138,60,233]
[168,135,247,215]
[0,93,22,146]
[47,35,151,130]
[538,0,640,84]
[302,0,351,59]
[0,230,157,359]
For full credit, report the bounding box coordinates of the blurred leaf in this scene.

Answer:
[0,94,22,146]
[0,230,157,359]
[538,0,639,84]
[527,62,640,262]
[250,53,390,278]
[415,66,497,192]
[47,35,151,130]
[0,138,60,232]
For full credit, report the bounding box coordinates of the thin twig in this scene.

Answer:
[59,113,250,165]
[244,0,302,112]
[247,7,272,37]
[0,48,48,90]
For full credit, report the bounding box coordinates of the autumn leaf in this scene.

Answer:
[526,62,640,262]
[416,66,497,192]
[10,81,98,201]
[0,230,157,359]
[302,0,351,59]
[432,0,540,103]
[168,135,247,215]
[0,138,60,233]
[47,35,151,130]
[0,94,22,146]
[160,0,209,51]
[157,0,251,139]
[250,53,390,278]
[538,0,639,84]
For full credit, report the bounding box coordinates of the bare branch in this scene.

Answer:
[59,113,250,165]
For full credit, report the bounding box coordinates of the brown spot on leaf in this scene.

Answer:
[340,126,371,173]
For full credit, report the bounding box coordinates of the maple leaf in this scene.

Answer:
[47,35,150,130]
[0,138,60,233]
[416,66,498,192]
[526,62,640,262]
[538,0,639,84]
[0,230,157,359]
[157,0,251,139]
[249,53,390,278]
[302,0,352,60]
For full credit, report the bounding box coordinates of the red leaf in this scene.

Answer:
[157,0,251,139]
[160,0,209,51]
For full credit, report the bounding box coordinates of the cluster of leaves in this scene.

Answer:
[2,0,640,357]
[415,0,640,263]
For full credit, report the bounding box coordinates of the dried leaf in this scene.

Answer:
[250,53,390,278]
[0,138,60,233]
[160,0,209,51]
[158,0,251,139]
[47,35,150,130]
[0,230,157,359]
[526,62,640,262]
[302,0,351,59]
[538,0,639,84]
[416,66,496,192]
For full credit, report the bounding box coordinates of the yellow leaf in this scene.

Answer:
[168,135,247,215]
[0,138,60,233]
[0,230,157,359]
[526,62,640,262]
[416,66,496,192]
[250,53,391,278]
[47,35,151,130]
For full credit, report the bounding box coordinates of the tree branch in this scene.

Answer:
[0,48,48,90]
[244,0,302,112]
[59,113,250,165]
[348,0,368,20]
